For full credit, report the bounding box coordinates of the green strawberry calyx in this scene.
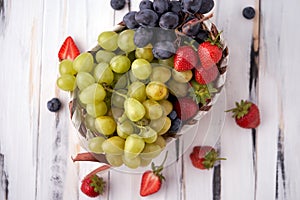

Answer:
[202,149,226,169]
[189,80,218,105]
[206,31,223,49]
[89,175,106,195]
[226,100,252,119]
[151,151,168,181]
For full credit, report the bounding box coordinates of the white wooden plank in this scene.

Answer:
[0,0,44,199]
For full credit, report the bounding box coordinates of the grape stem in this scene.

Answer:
[102,84,128,99]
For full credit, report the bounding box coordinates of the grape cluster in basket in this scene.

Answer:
[56,0,227,169]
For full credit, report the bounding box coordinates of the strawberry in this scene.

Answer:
[190,146,226,170]
[198,33,223,69]
[58,36,80,61]
[194,65,219,84]
[80,175,106,198]
[140,152,168,197]
[226,100,260,129]
[174,97,199,121]
[174,46,198,72]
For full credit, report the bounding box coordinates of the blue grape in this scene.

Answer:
[170,1,182,14]
[182,0,203,14]
[153,0,170,14]
[152,41,176,59]
[123,11,139,29]
[152,28,176,43]
[110,0,126,10]
[135,9,159,27]
[159,12,179,29]
[139,0,153,10]
[134,27,153,48]
[198,0,214,14]
[195,29,209,43]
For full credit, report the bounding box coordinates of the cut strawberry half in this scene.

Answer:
[58,36,80,61]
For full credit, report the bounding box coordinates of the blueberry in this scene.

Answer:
[134,27,153,48]
[159,12,179,29]
[198,0,214,14]
[139,0,153,10]
[168,110,177,120]
[47,98,61,112]
[135,9,159,27]
[182,0,203,14]
[110,0,126,10]
[242,7,255,19]
[169,118,182,133]
[153,0,170,14]
[123,11,139,29]
[152,40,176,59]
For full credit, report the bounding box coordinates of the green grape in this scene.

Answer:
[143,100,163,120]
[139,126,157,144]
[172,69,193,83]
[57,74,76,91]
[117,120,134,139]
[111,89,127,108]
[150,65,171,83]
[127,81,146,102]
[149,117,167,133]
[98,31,119,51]
[117,29,136,53]
[94,62,114,85]
[146,81,168,101]
[140,143,162,160]
[157,117,171,135]
[102,136,125,155]
[139,157,152,167]
[124,134,145,159]
[88,136,106,154]
[79,83,106,104]
[76,72,95,91]
[95,50,116,63]
[85,114,97,132]
[73,52,94,72]
[95,116,116,136]
[154,135,166,149]
[122,154,141,169]
[159,99,173,115]
[135,45,154,62]
[105,154,123,167]
[124,97,146,122]
[113,73,128,89]
[59,60,76,75]
[86,101,107,118]
[158,56,174,67]
[167,79,189,97]
[110,55,131,74]
[111,107,125,121]
[131,59,152,80]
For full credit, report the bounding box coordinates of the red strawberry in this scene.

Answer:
[190,146,226,170]
[58,36,80,61]
[174,46,198,71]
[226,100,260,129]
[80,175,106,198]
[174,97,199,121]
[140,152,168,197]
[198,33,223,69]
[194,65,219,84]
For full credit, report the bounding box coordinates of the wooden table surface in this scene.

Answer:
[1,0,300,199]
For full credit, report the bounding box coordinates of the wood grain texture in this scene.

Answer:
[1,0,300,200]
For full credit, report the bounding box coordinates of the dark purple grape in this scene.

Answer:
[152,28,176,43]
[198,0,214,14]
[47,98,61,112]
[153,0,170,14]
[152,40,176,59]
[134,27,153,48]
[170,1,182,14]
[123,11,139,29]
[135,9,159,27]
[169,118,182,133]
[159,12,179,29]
[182,18,201,36]
[195,29,209,43]
[182,0,203,14]
[139,0,153,10]
[110,0,126,10]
